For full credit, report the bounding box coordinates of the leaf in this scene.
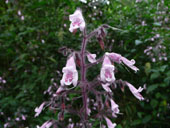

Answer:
[150,99,158,108]
[135,40,143,45]
[147,84,158,93]
[150,72,160,80]
[153,22,161,26]
[142,115,152,124]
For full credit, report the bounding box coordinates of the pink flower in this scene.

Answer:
[87,52,96,63]
[34,102,45,117]
[110,99,119,117]
[126,82,144,101]
[60,56,78,86]
[106,52,139,72]
[39,121,52,128]
[56,86,64,94]
[100,55,115,83]
[102,83,112,92]
[104,117,116,128]
[69,9,85,32]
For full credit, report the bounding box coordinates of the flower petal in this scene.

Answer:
[102,83,112,92]
[126,82,144,101]
[87,53,96,63]
[104,117,117,128]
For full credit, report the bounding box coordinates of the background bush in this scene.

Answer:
[0,0,169,127]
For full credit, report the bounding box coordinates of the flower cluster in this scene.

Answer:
[34,9,144,128]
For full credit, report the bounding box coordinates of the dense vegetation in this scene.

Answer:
[0,0,169,127]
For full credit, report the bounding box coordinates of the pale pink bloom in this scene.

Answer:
[87,52,96,63]
[106,52,139,72]
[56,86,64,94]
[68,123,74,128]
[126,82,144,101]
[110,99,120,117]
[121,57,139,72]
[21,16,24,20]
[34,102,45,117]
[100,56,115,83]
[60,56,78,86]
[69,9,85,32]
[105,52,122,63]
[18,10,21,16]
[102,83,112,92]
[40,121,52,128]
[22,115,26,120]
[104,117,116,128]
[15,117,20,121]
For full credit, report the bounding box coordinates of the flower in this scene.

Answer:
[60,56,78,86]
[56,86,65,94]
[69,9,85,32]
[34,102,45,117]
[87,52,96,63]
[100,55,115,83]
[39,120,52,128]
[102,83,112,92]
[110,99,120,117]
[126,82,144,101]
[104,117,116,128]
[106,52,139,72]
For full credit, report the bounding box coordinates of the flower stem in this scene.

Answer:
[80,29,88,121]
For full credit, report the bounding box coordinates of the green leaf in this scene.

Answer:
[147,84,158,93]
[153,22,161,26]
[142,115,152,124]
[135,40,143,45]
[150,72,160,80]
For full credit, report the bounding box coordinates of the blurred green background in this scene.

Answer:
[0,0,169,127]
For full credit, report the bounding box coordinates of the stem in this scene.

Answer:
[80,29,88,121]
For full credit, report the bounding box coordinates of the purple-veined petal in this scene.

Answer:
[121,57,139,72]
[102,83,112,92]
[34,102,45,117]
[69,9,85,32]
[87,53,96,63]
[126,82,144,101]
[104,117,117,128]
[110,99,120,114]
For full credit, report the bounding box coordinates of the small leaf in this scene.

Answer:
[153,22,161,26]
[135,40,142,45]
[147,84,158,93]
[142,115,152,124]
[150,72,160,80]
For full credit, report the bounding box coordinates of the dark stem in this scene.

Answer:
[80,29,88,122]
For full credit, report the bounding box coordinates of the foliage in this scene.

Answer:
[0,0,169,127]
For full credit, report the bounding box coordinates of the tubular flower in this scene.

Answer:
[100,55,115,83]
[126,82,144,101]
[86,52,96,63]
[60,56,78,86]
[34,102,45,117]
[69,9,85,32]
[39,120,52,128]
[104,117,117,128]
[110,99,120,117]
[105,52,139,72]
[102,83,112,92]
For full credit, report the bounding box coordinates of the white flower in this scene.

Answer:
[106,52,139,72]
[60,56,78,86]
[69,9,85,32]
[100,55,115,83]
[110,99,120,117]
